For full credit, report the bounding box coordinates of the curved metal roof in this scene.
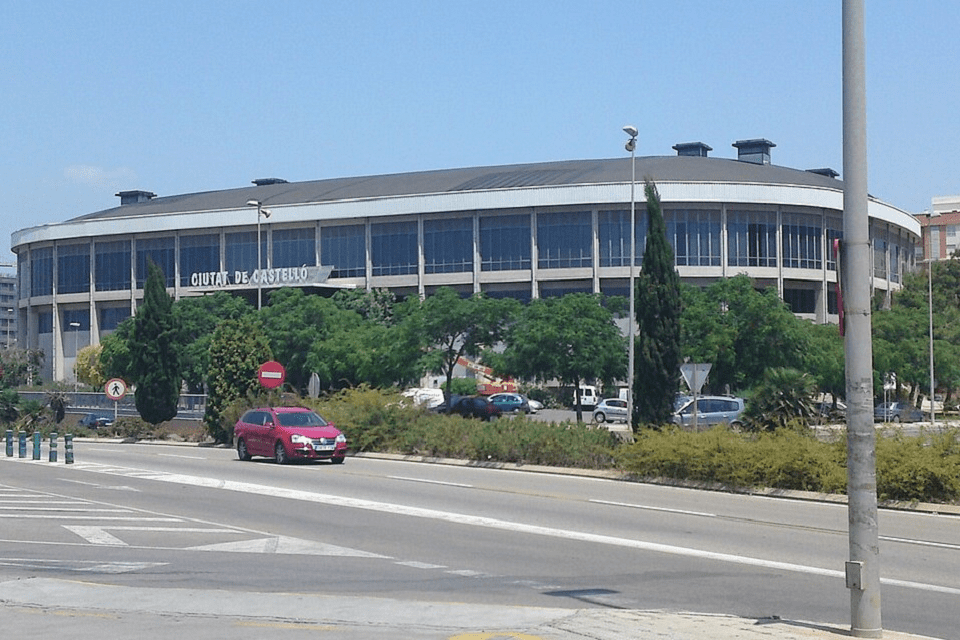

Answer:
[67,155,846,222]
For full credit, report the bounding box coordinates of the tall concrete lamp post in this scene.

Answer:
[927,210,939,428]
[69,321,80,392]
[245,200,272,310]
[623,125,638,427]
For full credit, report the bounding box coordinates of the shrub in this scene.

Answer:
[875,427,960,503]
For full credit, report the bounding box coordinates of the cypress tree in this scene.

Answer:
[131,261,180,425]
[633,180,682,427]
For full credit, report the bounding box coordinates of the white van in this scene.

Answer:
[572,385,599,409]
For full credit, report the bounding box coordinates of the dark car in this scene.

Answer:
[488,392,530,414]
[234,406,347,464]
[441,396,502,421]
[78,413,114,429]
[874,402,923,423]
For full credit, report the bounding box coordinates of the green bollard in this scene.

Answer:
[18,431,26,458]
[4,429,11,457]
[49,432,57,463]
[65,434,74,464]
[32,432,41,460]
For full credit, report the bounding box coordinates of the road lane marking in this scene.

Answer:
[388,475,473,488]
[70,463,960,597]
[0,558,166,573]
[590,498,716,518]
[64,525,240,546]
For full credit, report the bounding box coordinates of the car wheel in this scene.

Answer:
[595,412,606,423]
[237,438,251,461]
[274,441,288,465]
[331,456,345,464]
[893,415,901,424]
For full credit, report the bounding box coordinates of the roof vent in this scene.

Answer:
[807,168,839,178]
[732,139,776,165]
[251,178,289,186]
[115,190,157,205]
[672,142,712,157]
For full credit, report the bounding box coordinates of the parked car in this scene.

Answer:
[874,402,924,423]
[434,395,502,421]
[526,398,543,413]
[78,412,114,429]
[592,398,629,424]
[572,385,599,410]
[488,392,530,414]
[672,396,745,428]
[234,406,347,464]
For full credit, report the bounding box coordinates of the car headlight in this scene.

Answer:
[290,434,311,445]
[335,433,346,444]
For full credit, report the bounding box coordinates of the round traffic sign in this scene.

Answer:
[257,360,286,389]
[105,378,127,400]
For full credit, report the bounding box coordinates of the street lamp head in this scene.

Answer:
[624,139,636,152]
[261,209,272,219]
[246,199,261,207]
[622,125,638,138]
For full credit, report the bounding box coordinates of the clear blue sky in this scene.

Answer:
[2,1,958,262]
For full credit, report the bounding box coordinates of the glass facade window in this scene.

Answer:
[100,306,130,331]
[668,209,721,266]
[728,210,777,267]
[537,211,591,269]
[63,308,88,330]
[783,288,816,314]
[272,227,316,268]
[782,213,822,269]
[57,243,91,294]
[18,252,27,297]
[30,247,53,297]
[480,214,530,271]
[890,242,901,283]
[598,209,647,267]
[136,237,175,288]
[38,311,53,334]
[873,236,888,279]
[96,240,131,291]
[930,227,941,260]
[180,234,220,286]
[225,231,267,274]
[371,220,417,276]
[322,224,366,278]
[424,217,473,274]
[826,220,842,271]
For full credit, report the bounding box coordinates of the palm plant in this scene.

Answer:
[742,367,817,433]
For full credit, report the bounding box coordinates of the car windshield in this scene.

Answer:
[276,411,327,427]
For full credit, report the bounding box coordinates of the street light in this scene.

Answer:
[245,200,272,309]
[623,125,638,427]
[69,321,80,392]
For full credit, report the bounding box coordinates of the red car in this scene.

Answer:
[234,407,347,464]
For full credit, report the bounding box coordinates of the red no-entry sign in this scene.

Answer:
[257,360,286,389]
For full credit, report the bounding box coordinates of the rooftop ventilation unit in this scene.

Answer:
[732,139,776,165]
[672,142,712,157]
[115,190,157,205]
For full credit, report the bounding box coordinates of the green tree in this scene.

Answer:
[0,388,19,423]
[634,180,682,427]
[75,343,106,389]
[99,317,135,384]
[680,274,812,393]
[741,367,817,432]
[402,288,519,405]
[174,291,253,393]
[130,262,180,425]
[495,293,626,422]
[204,316,273,443]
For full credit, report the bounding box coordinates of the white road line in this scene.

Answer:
[65,525,241,546]
[388,475,473,488]
[73,464,960,597]
[590,498,716,518]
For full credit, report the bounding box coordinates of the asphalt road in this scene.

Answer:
[0,441,957,639]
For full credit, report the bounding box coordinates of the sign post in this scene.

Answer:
[680,363,712,432]
[104,378,127,423]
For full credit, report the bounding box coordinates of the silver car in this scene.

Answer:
[672,396,745,428]
[592,398,629,424]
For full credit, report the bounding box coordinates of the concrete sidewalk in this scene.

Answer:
[0,577,941,640]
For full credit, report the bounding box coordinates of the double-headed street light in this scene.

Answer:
[623,125,638,427]
[927,209,940,428]
[245,200,272,309]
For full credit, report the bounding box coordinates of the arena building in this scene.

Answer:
[12,138,920,382]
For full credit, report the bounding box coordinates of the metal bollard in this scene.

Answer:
[4,429,11,457]
[49,432,57,463]
[32,432,41,460]
[18,431,26,458]
[64,434,74,464]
